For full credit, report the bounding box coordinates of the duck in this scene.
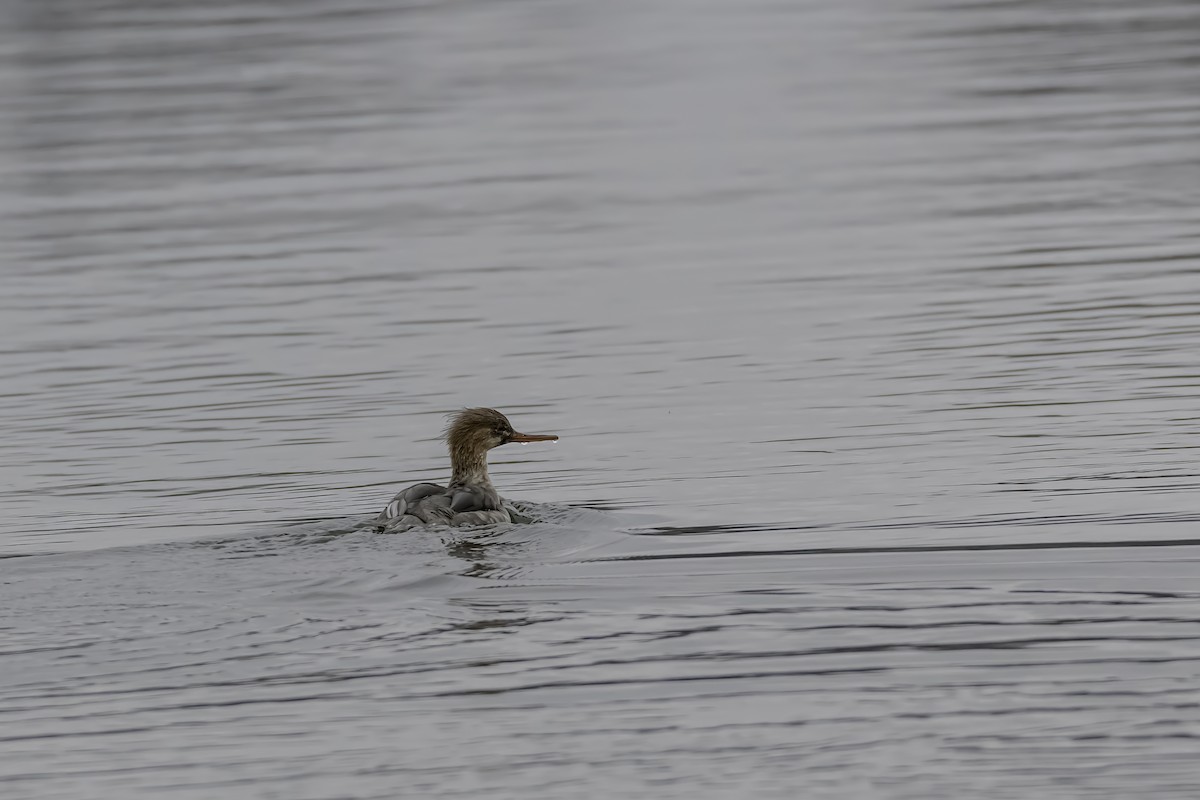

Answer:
[373,408,558,532]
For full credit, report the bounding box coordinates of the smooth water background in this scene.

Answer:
[3,1,1200,797]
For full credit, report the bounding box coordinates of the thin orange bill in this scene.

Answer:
[510,431,559,443]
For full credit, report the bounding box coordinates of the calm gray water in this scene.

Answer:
[3,0,1200,797]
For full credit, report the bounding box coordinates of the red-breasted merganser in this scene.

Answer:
[373,408,558,532]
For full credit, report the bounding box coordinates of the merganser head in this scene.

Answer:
[445,408,558,459]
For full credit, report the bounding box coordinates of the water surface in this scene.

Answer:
[2,0,1200,797]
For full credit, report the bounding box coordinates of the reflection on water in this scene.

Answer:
[2,0,1200,797]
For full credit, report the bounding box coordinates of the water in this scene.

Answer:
[2,0,1200,797]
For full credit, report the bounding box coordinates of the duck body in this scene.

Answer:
[374,408,556,533]
[374,480,511,530]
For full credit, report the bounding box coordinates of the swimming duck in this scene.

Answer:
[373,408,558,532]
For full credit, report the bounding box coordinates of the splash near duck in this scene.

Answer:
[373,408,558,532]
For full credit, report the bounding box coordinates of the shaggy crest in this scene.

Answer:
[444,408,515,486]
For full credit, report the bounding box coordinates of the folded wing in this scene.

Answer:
[374,482,513,531]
